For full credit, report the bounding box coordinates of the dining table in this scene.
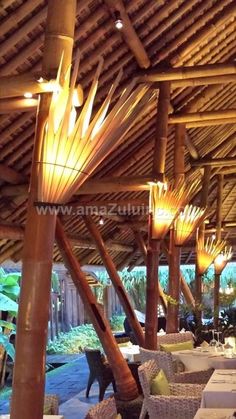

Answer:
[201,369,236,408]
[194,408,236,418]
[172,349,236,371]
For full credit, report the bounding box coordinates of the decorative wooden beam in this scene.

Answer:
[0,72,56,99]
[104,0,150,69]
[83,215,145,347]
[191,158,236,167]
[169,109,236,124]
[10,2,76,419]
[0,98,38,113]
[56,219,138,400]
[214,175,224,328]
[167,124,185,333]
[139,62,236,83]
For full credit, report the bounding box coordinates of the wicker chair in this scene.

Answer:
[140,347,213,384]
[85,396,118,419]
[85,348,116,401]
[138,360,204,419]
[157,331,195,348]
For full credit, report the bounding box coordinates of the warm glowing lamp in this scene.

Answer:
[37,53,151,204]
[149,181,197,240]
[214,245,233,274]
[196,236,226,275]
[174,205,207,246]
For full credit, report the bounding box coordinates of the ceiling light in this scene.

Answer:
[114,11,123,30]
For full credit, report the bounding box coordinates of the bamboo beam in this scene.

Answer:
[0,224,24,240]
[186,119,236,128]
[10,2,76,419]
[83,215,145,347]
[0,98,38,113]
[167,124,185,333]
[195,166,211,326]
[0,73,56,99]
[104,0,150,69]
[146,82,170,349]
[192,158,236,167]
[56,219,138,400]
[169,109,236,124]
[214,175,224,328]
[139,62,236,83]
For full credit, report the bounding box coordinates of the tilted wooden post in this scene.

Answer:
[195,166,211,326]
[214,174,223,328]
[10,2,76,419]
[167,124,185,333]
[83,215,145,347]
[146,82,170,349]
[56,219,139,400]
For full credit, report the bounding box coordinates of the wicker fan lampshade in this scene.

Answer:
[37,54,151,204]
[174,205,208,246]
[214,246,233,275]
[149,181,198,240]
[197,236,226,275]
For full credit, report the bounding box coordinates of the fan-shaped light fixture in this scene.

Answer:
[37,53,151,204]
[149,180,198,240]
[174,205,208,246]
[196,236,226,275]
[214,245,233,275]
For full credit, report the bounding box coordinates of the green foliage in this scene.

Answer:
[51,271,60,293]
[109,315,125,331]
[47,324,102,354]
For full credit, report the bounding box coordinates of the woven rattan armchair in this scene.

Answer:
[140,347,213,384]
[85,396,118,419]
[138,360,204,419]
[85,348,116,401]
[157,331,195,348]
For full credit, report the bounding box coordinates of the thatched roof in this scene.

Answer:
[0,0,236,268]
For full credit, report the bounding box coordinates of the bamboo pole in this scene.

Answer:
[192,157,236,167]
[83,215,145,347]
[167,124,185,333]
[0,164,26,184]
[145,82,170,349]
[195,166,211,327]
[10,2,76,419]
[186,119,236,128]
[0,98,38,113]
[56,219,138,400]
[0,72,57,99]
[169,109,236,124]
[214,175,224,328]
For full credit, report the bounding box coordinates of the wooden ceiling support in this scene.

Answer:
[0,98,38,113]
[10,2,76,419]
[83,215,145,347]
[0,72,56,99]
[56,219,138,400]
[139,62,236,83]
[185,119,236,128]
[214,174,224,328]
[169,109,236,124]
[145,81,170,350]
[192,157,236,167]
[104,0,150,69]
[167,124,185,333]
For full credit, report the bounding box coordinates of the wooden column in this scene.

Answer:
[56,219,138,400]
[167,124,185,333]
[83,215,145,347]
[10,2,76,419]
[214,174,223,328]
[146,82,170,349]
[195,166,211,326]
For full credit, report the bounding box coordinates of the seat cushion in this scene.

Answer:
[160,340,193,353]
[150,369,170,396]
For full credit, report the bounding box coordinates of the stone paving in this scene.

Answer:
[0,354,106,418]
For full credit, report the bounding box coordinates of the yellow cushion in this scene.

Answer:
[160,340,193,353]
[150,369,170,396]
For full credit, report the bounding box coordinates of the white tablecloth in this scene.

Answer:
[119,345,140,362]
[201,369,236,408]
[194,408,236,418]
[172,349,236,371]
